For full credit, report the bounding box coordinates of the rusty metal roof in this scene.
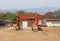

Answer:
[18,13,44,19]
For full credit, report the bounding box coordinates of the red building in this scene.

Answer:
[16,13,45,28]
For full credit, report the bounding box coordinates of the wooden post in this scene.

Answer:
[16,16,20,30]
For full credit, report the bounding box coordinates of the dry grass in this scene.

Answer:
[0,26,60,41]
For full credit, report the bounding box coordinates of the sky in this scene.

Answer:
[0,0,60,10]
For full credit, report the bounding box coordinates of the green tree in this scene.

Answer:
[0,12,4,20]
[16,10,27,15]
[52,9,60,19]
[5,12,16,20]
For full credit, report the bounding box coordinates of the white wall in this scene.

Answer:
[46,22,60,27]
[38,20,46,26]
[38,20,42,25]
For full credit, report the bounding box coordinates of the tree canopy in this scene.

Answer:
[5,12,16,20]
[0,10,27,20]
[45,9,60,19]
[16,10,27,15]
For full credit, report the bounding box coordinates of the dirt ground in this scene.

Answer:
[0,27,60,41]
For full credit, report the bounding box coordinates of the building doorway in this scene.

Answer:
[22,21,27,28]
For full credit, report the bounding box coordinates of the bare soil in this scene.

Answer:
[0,27,60,41]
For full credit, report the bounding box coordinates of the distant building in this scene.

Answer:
[16,13,45,28]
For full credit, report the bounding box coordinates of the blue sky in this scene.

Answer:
[0,0,60,10]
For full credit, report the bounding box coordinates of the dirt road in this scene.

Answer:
[0,27,60,41]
